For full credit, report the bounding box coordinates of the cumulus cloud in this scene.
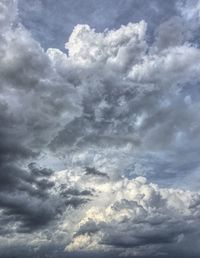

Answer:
[47,16,200,186]
[1,0,200,257]
[55,171,200,256]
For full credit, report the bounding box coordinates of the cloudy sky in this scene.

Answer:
[1,0,200,257]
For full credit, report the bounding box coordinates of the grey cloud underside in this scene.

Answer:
[1,0,200,257]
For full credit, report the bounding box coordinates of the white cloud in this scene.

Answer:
[50,169,200,256]
[65,21,147,68]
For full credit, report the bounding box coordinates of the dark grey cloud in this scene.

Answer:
[0,163,55,232]
[0,164,91,235]
[0,0,84,236]
[85,167,110,179]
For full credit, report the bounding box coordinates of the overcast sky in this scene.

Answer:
[1,0,200,257]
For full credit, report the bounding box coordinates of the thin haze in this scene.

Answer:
[0,0,200,257]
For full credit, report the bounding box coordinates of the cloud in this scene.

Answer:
[65,21,147,67]
[85,167,110,179]
[62,173,200,256]
[1,0,200,257]
[47,17,200,187]
[0,0,82,235]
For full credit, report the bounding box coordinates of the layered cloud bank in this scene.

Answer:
[1,0,200,257]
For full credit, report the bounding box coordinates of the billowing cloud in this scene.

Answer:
[1,0,200,257]
[47,17,200,187]
[56,172,200,256]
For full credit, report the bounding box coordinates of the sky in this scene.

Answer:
[1,0,200,257]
